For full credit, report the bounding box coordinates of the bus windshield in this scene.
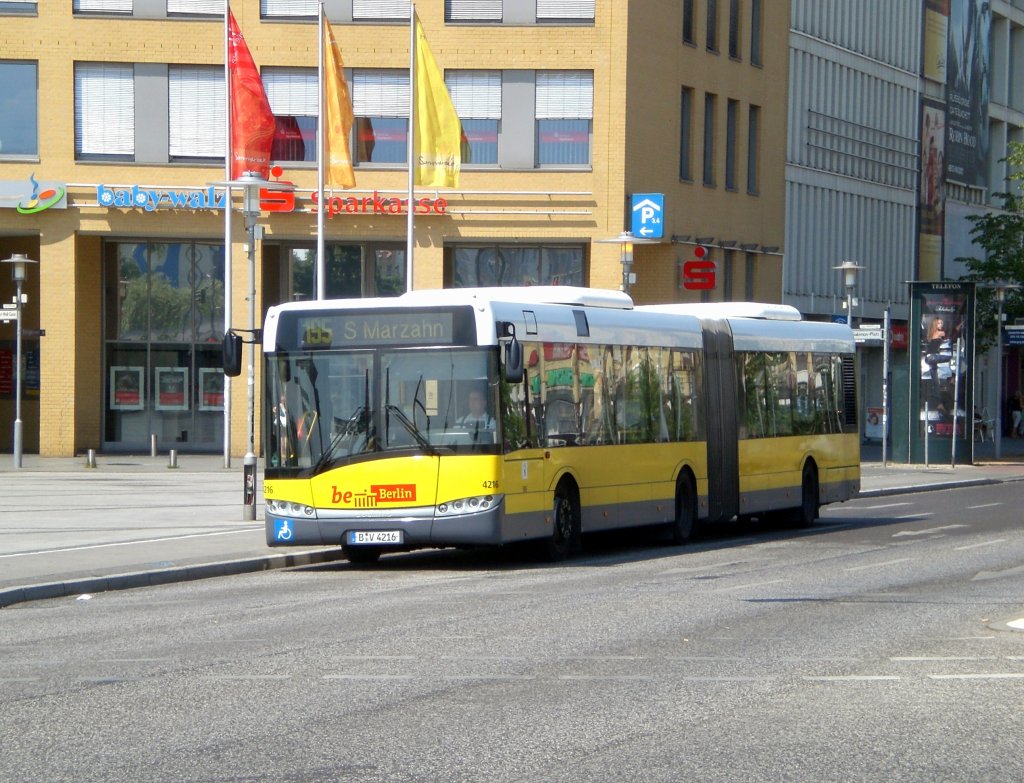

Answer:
[266,346,500,474]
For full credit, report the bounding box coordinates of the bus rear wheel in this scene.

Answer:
[795,463,820,528]
[538,482,581,562]
[669,472,697,545]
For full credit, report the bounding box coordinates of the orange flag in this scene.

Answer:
[228,9,275,178]
[323,10,356,188]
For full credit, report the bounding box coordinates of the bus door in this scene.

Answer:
[500,367,548,540]
[701,319,740,524]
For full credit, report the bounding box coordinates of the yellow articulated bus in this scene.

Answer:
[240,287,859,563]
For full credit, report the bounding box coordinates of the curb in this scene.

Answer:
[856,477,1005,499]
[0,548,347,609]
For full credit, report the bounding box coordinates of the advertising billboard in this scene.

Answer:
[944,0,990,187]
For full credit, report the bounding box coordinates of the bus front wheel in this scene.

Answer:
[538,482,581,562]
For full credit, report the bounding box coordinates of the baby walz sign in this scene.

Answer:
[96,184,228,212]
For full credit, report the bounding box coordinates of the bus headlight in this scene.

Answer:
[435,494,502,517]
[266,499,316,518]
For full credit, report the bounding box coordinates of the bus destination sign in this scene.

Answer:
[299,313,456,348]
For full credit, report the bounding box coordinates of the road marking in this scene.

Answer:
[0,677,41,683]
[965,503,1003,510]
[0,528,260,559]
[713,579,787,593]
[954,538,1007,551]
[891,656,997,662]
[441,674,537,681]
[893,524,965,537]
[323,674,416,680]
[855,502,914,510]
[804,676,900,682]
[928,673,1024,680]
[1008,619,1024,631]
[205,675,292,681]
[558,675,655,681]
[845,558,913,572]
[893,514,936,522]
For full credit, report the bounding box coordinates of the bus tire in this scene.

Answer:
[669,471,697,545]
[343,546,382,565]
[796,462,820,528]
[538,481,581,562]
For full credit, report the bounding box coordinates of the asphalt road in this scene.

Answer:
[2,482,1023,783]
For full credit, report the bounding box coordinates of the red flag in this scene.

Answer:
[228,9,275,179]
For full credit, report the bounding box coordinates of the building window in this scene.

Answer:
[445,0,502,22]
[353,0,409,21]
[450,245,586,287]
[74,0,132,12]
[103,241,226,452]
[706,0,718,52]
[169,66,225,161]
[682,0,695,44]
[446,70,501,165]
[747,104,760,194]
[703,92,716,186]
[75,62,135,160]
[536,0,594,22]
[745,251,755,300]
[536,70,593,166]
[261,0,316,17]
[723,249,735,299]
[0,0,37,15]
[353,69,409,165]
[282,243,406,301]
[728,0,740,59]
[0,61,37,157]
[725,98,738,190]
[750,0,762,66]
[679,86,693,181]
[263,67,318,164]
[167,0,223,14]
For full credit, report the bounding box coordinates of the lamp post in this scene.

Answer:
[993,283,1019,460]
[210,172,291,520]
[833,260,865,328]
[596,231,655,294]
[2,253,37,469]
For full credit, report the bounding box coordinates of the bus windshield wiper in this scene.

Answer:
[385,404,439,456]
[314,406,372,471]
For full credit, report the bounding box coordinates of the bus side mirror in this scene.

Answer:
[499,321,524,384]
[222,331,243,377]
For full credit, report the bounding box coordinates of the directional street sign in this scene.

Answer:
[630,193,664,239]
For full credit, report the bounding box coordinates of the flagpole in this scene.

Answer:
[405,2,416,293]
[316,2,326,300]
[223,1,233,469]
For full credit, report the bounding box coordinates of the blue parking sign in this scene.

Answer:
[631,193,664,239]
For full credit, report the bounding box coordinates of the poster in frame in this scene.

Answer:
[110,366,145,411]
[155,367,189,411]
[198,368,225,411]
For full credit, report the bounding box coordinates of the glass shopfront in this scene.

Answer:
[103,240,225,452]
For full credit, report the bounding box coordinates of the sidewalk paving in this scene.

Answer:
[3,438,1024,608]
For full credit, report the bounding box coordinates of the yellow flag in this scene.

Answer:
[323,10,356,188]
[413,14,461,188]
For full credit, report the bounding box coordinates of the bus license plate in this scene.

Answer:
[348,530,403,545]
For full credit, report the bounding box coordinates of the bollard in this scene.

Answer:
[150,433,158,458]
[242,453,257,521]
[168,449,178,469]
[85,449,97,469]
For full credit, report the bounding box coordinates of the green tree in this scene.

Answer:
[956,141,1024,350]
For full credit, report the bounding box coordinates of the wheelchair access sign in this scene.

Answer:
[631,193,664,239]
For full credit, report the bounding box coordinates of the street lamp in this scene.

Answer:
[993,283,1019,460]
[2,253,37,469]
[833,260,865,327]
[596,231,658,294]
[210,171,291,520]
